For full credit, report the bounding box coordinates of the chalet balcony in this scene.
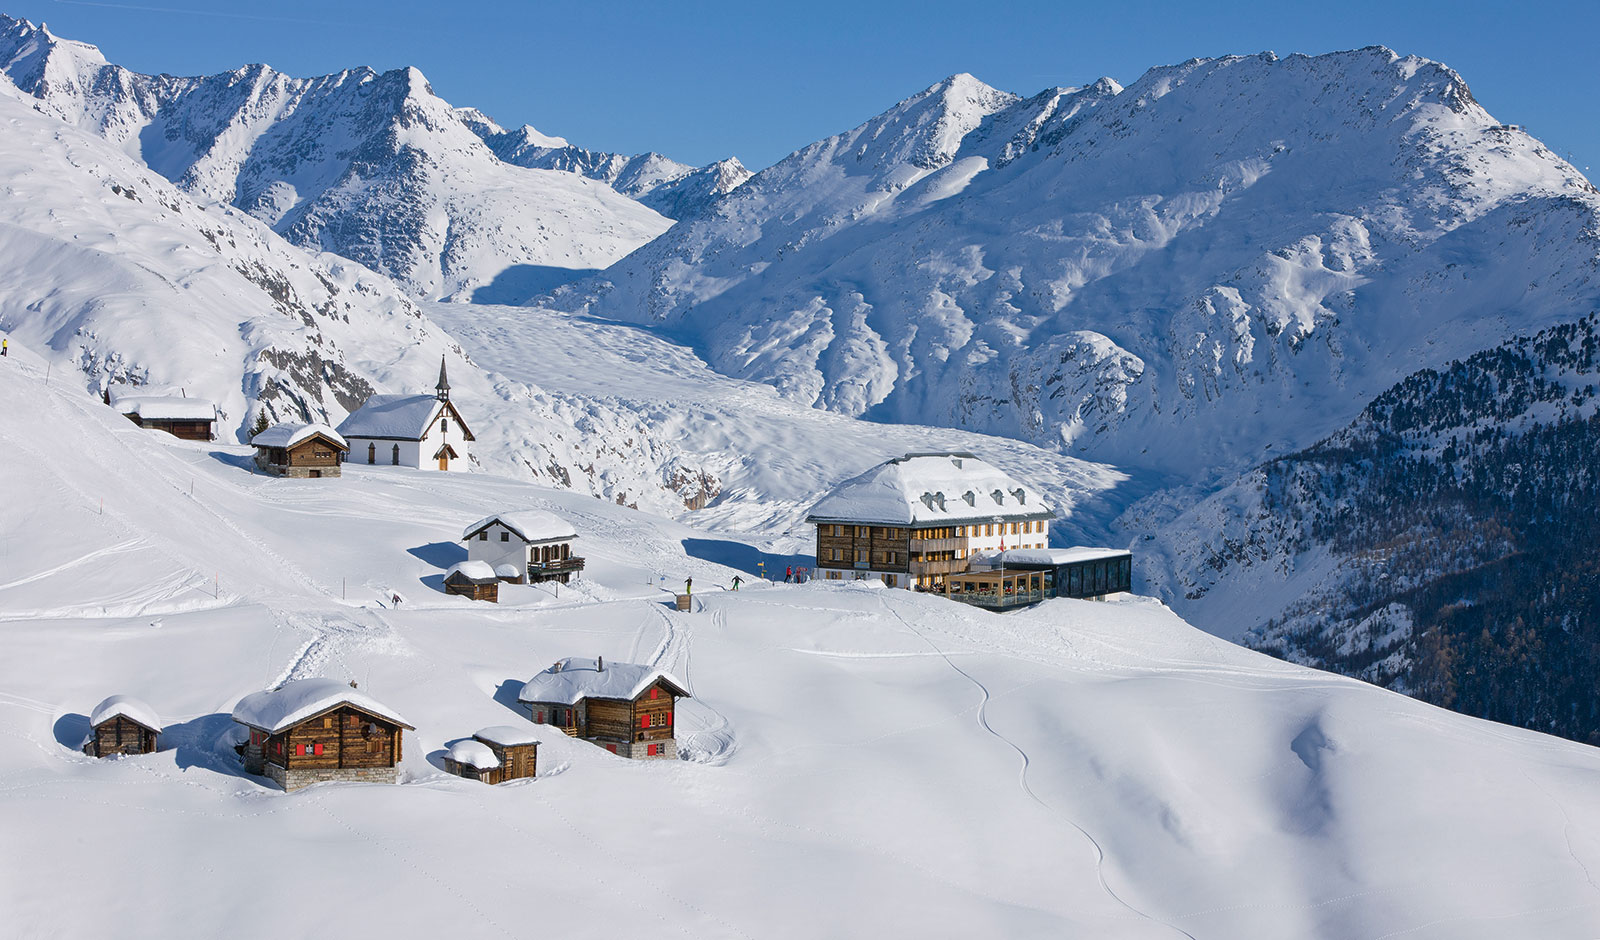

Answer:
[528,557,585,583]
[909,537,967,553]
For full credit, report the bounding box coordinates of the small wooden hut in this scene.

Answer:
[518,657,687,760]
[232,678,413,791]
[83,695,162,757]
[443,561,499,602]
[442,739,501,783]
[249,423,349,478]
[472,725,539,781]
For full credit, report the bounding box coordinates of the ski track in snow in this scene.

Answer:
[875,595,1200,940]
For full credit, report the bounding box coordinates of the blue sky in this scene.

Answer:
[7,0,1597,174]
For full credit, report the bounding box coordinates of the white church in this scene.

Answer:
[338,357,474,471]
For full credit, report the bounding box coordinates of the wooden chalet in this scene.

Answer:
[806,452,1056,592]
[82,695,162,757]
[443,561,500,602]
[107,390,216,441]
[249,422,349,478]
[232,678,413,791]
[518,658,687,760]
[442,726,540,784]
[461,510,585,585]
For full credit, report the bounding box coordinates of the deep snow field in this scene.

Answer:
[4,349,1600,940]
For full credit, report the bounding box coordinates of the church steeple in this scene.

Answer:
[435,355,450,402]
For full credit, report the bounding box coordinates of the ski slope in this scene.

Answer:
[2,350,1600,940]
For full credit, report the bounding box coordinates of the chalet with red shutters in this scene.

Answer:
[518,657,687,760]
[82,695,162,757]
[232,678,413,791]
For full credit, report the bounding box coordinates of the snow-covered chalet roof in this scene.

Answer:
[461,510,577,544]
[448,739,500,770]
[446,560,499,583]
[337,394,473,441]
[474,725,540,747]
[89,694,162,732]
[231,678,413,734]
[249,422,348,450]
[984,547,1131,567]
[805,452,1055,526]
[518,658,689,705]
[111,394,216,421]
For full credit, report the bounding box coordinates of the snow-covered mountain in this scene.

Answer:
[0,56,1114,530]
[0,70,757,513]
[0,15,672,301]
[458,107,750,221]
[553,51,1600,484]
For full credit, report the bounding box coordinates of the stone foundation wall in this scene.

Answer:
[243,742,264,775]
[265,762,398,791]
[591,737,677,760]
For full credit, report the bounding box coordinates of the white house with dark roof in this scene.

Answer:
[461,510,584,584]
[518,657,687,759]
[805,452,1055,590]
[337,356,474,471]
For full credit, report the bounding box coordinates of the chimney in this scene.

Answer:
[552,660,562,674]
[349,679,358,688]
[596,655,604,672]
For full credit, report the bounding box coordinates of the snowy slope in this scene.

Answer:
[423,301,1128,543]
[555,51,1600,483]
[4,331,1600,940]
[460,107,750,222]
[0,15,672,301]
[0,75,786,513]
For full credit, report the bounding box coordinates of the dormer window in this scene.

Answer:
[1012,488,1026,504]
[921,493,936,509]
[992,489,1005,504]
[951,457,963,469]
[962,491,975,506]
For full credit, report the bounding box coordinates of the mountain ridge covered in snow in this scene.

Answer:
[0,14,681,301]
[550,50,1600,485]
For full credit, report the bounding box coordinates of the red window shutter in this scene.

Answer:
[295,743,305,756]
[313,742,323,756]
[650,688,659,700]
[606,744,616,754]
[647,744,658,756]
[667,711,673,727]
[536,710,545,723]
[640,714,650,729]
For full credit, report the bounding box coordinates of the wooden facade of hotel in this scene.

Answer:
[814,521,1053,590]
